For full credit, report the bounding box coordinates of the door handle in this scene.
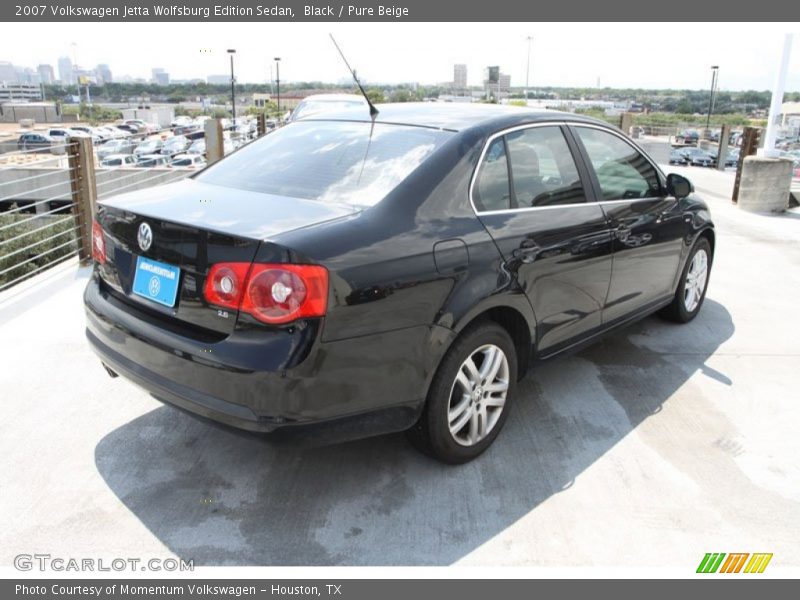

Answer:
[514,240,541,263]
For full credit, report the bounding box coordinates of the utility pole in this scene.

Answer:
[274,57,281,118]
[525,36,532,100]
[705,65,719,136]
[227,49,236,124]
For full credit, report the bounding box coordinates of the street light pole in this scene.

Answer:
[705,65,719,135]
[227,49,236,124]
[525,36,532,99]
[274,57,281,118]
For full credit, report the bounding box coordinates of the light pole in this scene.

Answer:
[525,36,532,99]
[705,65,719,136]
[227,49,236,124]
[274,57,281,118]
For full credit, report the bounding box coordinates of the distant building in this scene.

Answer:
[207,74,229,85]
[37,64,55,85]
[58,56,74,85]
[483,66,510,100]
[252,93,272,108]
[453,64,467,89]
[0,82,43,102]
[96,64,112,84]
[151,68,170,85]
[0,61,17,83]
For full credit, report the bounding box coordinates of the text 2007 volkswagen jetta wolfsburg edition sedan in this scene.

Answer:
[85,104,714,463]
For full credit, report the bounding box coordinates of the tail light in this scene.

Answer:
[203,262,328,325]
[91,220,106,264]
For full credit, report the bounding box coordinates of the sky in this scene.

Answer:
[2,22,799,91]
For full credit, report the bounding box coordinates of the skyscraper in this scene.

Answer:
[96,64,112,84]
[151,68,170,85]
[453,64,467,89]
[58,56,74,84]
[37,64,55,85]
[0,61,17,83]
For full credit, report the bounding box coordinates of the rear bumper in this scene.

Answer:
[85,275,447,441]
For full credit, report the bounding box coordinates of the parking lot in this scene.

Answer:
[1,164,799,568]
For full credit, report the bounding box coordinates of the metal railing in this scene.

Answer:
[0,117,267,292]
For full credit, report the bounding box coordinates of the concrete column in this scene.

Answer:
[759,34,793,158]
[204,119,224,165]
[717,124,730,171]
[620,112,634,137]
[737,156,793,213]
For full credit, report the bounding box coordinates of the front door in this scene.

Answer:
[570,125,685,324]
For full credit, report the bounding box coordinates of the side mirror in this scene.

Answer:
[667,173,693,200]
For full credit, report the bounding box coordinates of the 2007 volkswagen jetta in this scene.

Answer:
[84,104,714,463]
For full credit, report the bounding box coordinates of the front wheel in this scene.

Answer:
[660,237,712,323]
[407,321,517,464]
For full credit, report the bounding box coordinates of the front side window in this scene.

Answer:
[575,127,662,201]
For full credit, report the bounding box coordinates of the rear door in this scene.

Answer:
[570,125,685,324]
[473,123,613,355]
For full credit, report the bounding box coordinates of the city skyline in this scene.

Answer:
[0,22,798,91]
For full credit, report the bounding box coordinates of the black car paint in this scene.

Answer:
[84,105,714,442]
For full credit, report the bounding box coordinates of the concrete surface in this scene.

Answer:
[1,165,799,568]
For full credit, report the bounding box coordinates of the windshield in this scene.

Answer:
[196,121,451,207]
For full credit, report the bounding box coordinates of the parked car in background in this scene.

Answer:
[96,139,135,160]
[115,124,140,135]
[679,147,714,167]
[96,126,131,139]
[708,148,738,167]
[171,116,193,128]
[136,154,170,168]
[100,154,138,168]
[123,119,158,134]
[70,125,107,143]
[47,127,96,144]
[161,135,189,157]
[133,138,164,157]
[288,93,369,122]
[675,129,700,144]
[187,139,206,155]
[669,149,688,165]
[169,153,206,169]
[17,132,54,152]
[86,104,715,463]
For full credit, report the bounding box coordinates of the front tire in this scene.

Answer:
[660,237,712,323]
[408,321,517,464]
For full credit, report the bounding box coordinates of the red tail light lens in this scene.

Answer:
[203,263,251,310]
[91,220,106,264]
[203,262,328,325]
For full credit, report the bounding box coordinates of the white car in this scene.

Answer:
[169,153,206,170]
[100,154,138,167]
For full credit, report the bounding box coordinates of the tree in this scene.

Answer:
[366,88,385,104]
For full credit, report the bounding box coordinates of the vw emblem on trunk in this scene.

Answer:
[137,222,152,251]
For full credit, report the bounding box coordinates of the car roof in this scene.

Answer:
[301,101,610,133]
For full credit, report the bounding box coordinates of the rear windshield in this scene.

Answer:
[196,121,452,206]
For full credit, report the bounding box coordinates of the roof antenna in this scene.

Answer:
[329,34,379,120]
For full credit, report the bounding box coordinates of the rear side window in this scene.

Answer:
[575,127,662,200]
[197,121,452,207]
[505,126,586,207]
[473,138,511,212]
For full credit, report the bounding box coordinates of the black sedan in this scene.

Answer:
[85,104,715,463]
[679,147,715,167]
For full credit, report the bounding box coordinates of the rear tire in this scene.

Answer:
[407,321,517,464]
[659,237,712,323]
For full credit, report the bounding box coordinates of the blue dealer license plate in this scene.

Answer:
[132,256,181,307]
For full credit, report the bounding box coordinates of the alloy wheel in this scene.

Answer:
[448,344,510,446]
[684,248,709,312]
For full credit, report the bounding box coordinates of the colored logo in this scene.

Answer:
[697,553,773,574]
